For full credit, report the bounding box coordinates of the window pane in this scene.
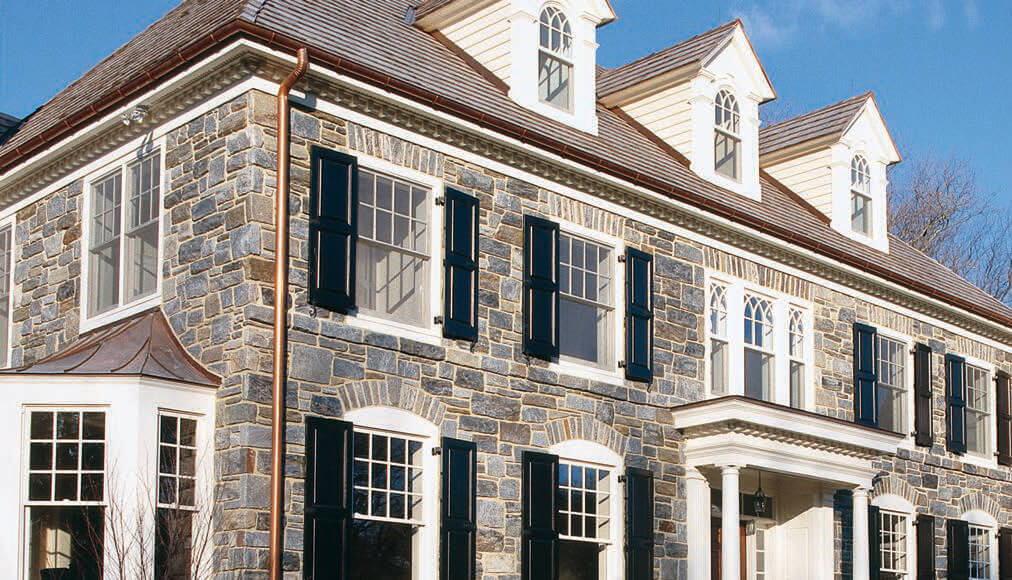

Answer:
[877,337,906,433]
[156,507,193,580]
[89,173,123,316]
[851,193,871,235]
[966,366,990,454]
[711,339,728,395]
[559,297,611,368]
[31,412,53,439]
[714,131,740,180]
[790,361,805,409]
[745,349,773,401]
[559,539,602,580]
[28,506,104,580]
[539,52,572,110]
[350,520,412,580]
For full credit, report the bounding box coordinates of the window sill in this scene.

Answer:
[80,293,161,333]
[959,452,997,471]
[344,312,443,347]
[549,359,624,386]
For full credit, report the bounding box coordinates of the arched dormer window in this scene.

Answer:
[850,155,872,236]
[538,5,573,111]
[714,89,741,180]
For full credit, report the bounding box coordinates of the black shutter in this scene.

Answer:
[441,437,477,580]
[916,515,935,580]
[625,467,654,580]
[946,355,967,454]
[522,451,558,580]
[868,505,881,580]
[914,343,934,447]
[443,188,480,341]
[624,249,654,383]
[304,417,354,580]
[522,216,559,360]
[947,519,970,580]
[999,527,1012,580]
[997,371,1012,466]
[853,323,879,427]
[308,147,358,313]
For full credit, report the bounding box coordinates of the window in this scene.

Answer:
[714,90,741,180]
[26,410,106,580]
[788,308,805,409]
[155,414,198,580]
[538,5,573,110]
[87,151,161,318]
[851,155,872,236]
[880,510,909,579]
[966,365,991,456]
[744,295,774,401]
[556,459,616,580]
[969,524,991,580]
[351,428,425,580]
[877,336,907,434]
[753,526,768,580]
[0,225,11,367]
[710,283,729,395]
[356,168,430,328]
[559,234,614,369]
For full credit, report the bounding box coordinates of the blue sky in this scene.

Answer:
[2,1,1010,199]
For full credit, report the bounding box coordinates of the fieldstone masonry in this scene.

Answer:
[8,87,1012,578]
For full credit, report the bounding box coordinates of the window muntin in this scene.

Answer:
[538,6,573,110]
[851,155,872,236]
[789,308,805,409]
[157,414,197,509]
[754,526,768,580]
[969,525,991,580]
[879,510,908,579]
[709,283,729,395]
[0,226,11,367]
[87,151,161,318]
[356,168,430,328]
[559,234,613,369]
[714,90,741,180]
[744,295,774,401]
[965,365,991,456]
[556,459,614,580]
[877,336,907,434]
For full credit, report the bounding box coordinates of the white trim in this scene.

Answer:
[874,325,915,446]
[0,213,15,368]
[959,354,998,469]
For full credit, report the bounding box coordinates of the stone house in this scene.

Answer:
[0,1,1010,579]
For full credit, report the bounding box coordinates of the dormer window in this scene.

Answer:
[538,6,573,111]
[850,155,871,236]
[714,90,741,181]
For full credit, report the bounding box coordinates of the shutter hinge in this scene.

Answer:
[435,196,445,206]
[617,475,627,483]
[617,255,626,263]
[432,446,442,456]
[434,315,444,325]
[618,360,627,369]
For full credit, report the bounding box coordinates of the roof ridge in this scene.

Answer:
[599,18,739,83]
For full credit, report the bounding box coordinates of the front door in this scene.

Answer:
[710,518,748,580]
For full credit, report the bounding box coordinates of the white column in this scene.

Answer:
[686,468,712,580]
[852,487,870,580]
[721,465,741,580]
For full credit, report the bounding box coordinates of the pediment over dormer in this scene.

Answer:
[414,0,616,134]
[599,20,775,199]
[760,93,901,252]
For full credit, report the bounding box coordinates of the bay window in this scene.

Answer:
[87,150,161,319]
[156,413,198,579]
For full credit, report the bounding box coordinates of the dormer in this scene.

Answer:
[760,93,901,252]
[414,0,616,133]
[598,20,776,199]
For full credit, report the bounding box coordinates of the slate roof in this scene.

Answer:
[760,93,870,157]
[1,0,1010,328]
[597,19,739,98]
[1,307,220,387]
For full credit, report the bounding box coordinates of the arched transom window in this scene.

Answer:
[538,5,573,110]
[714,90,741,180]
[850,155,872,235]
[709,283,729,395]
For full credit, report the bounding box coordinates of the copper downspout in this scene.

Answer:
[270,47,309,580]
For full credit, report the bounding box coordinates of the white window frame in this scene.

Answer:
[80,140,166,333]
[343,155,444,345]
[964,361,993,460]
[537,4,574,113]
[958,355,997,469]
[0,214,15,368]
[787,307,806,409]
[963,510,999,580]
[875,327,912,438]
[709,282,730,396]
[550,440,623,580]
[704,273,813,409]
[850,154,872,237]
[714,89,742,183]
[155,411,200,511]
[548,220,624,385]
[871,494,915,580]
[344,406,440,580]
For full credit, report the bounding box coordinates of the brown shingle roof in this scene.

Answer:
[1,0,1010,330]
[2,307,220,387]
[759,93,870,157]
[597,20,738,98]
[413,0,453,20]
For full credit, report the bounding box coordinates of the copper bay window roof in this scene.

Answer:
[1,307,220,388]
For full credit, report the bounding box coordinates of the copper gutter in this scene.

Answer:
[1,20,1011,331]
[270,46,308,580]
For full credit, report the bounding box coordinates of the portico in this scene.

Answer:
[673,397,904,580]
